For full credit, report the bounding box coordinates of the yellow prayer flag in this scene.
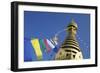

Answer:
[31,39,42,60]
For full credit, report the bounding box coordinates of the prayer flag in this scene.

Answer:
[44,39,51,52]
[31,39,42,60]
[46,39,55,49]
[39,39,46,52]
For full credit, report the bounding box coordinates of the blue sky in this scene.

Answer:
[24,11,90,61]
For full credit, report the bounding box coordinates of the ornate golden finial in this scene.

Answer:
[67,19,78,30]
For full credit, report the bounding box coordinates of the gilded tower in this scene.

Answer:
[55,19,83,60]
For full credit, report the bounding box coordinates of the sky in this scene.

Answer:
[24,11,90,61]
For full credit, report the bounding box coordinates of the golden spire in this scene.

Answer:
[55,19,83,60]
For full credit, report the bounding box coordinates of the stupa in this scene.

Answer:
[55,19,83,60]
